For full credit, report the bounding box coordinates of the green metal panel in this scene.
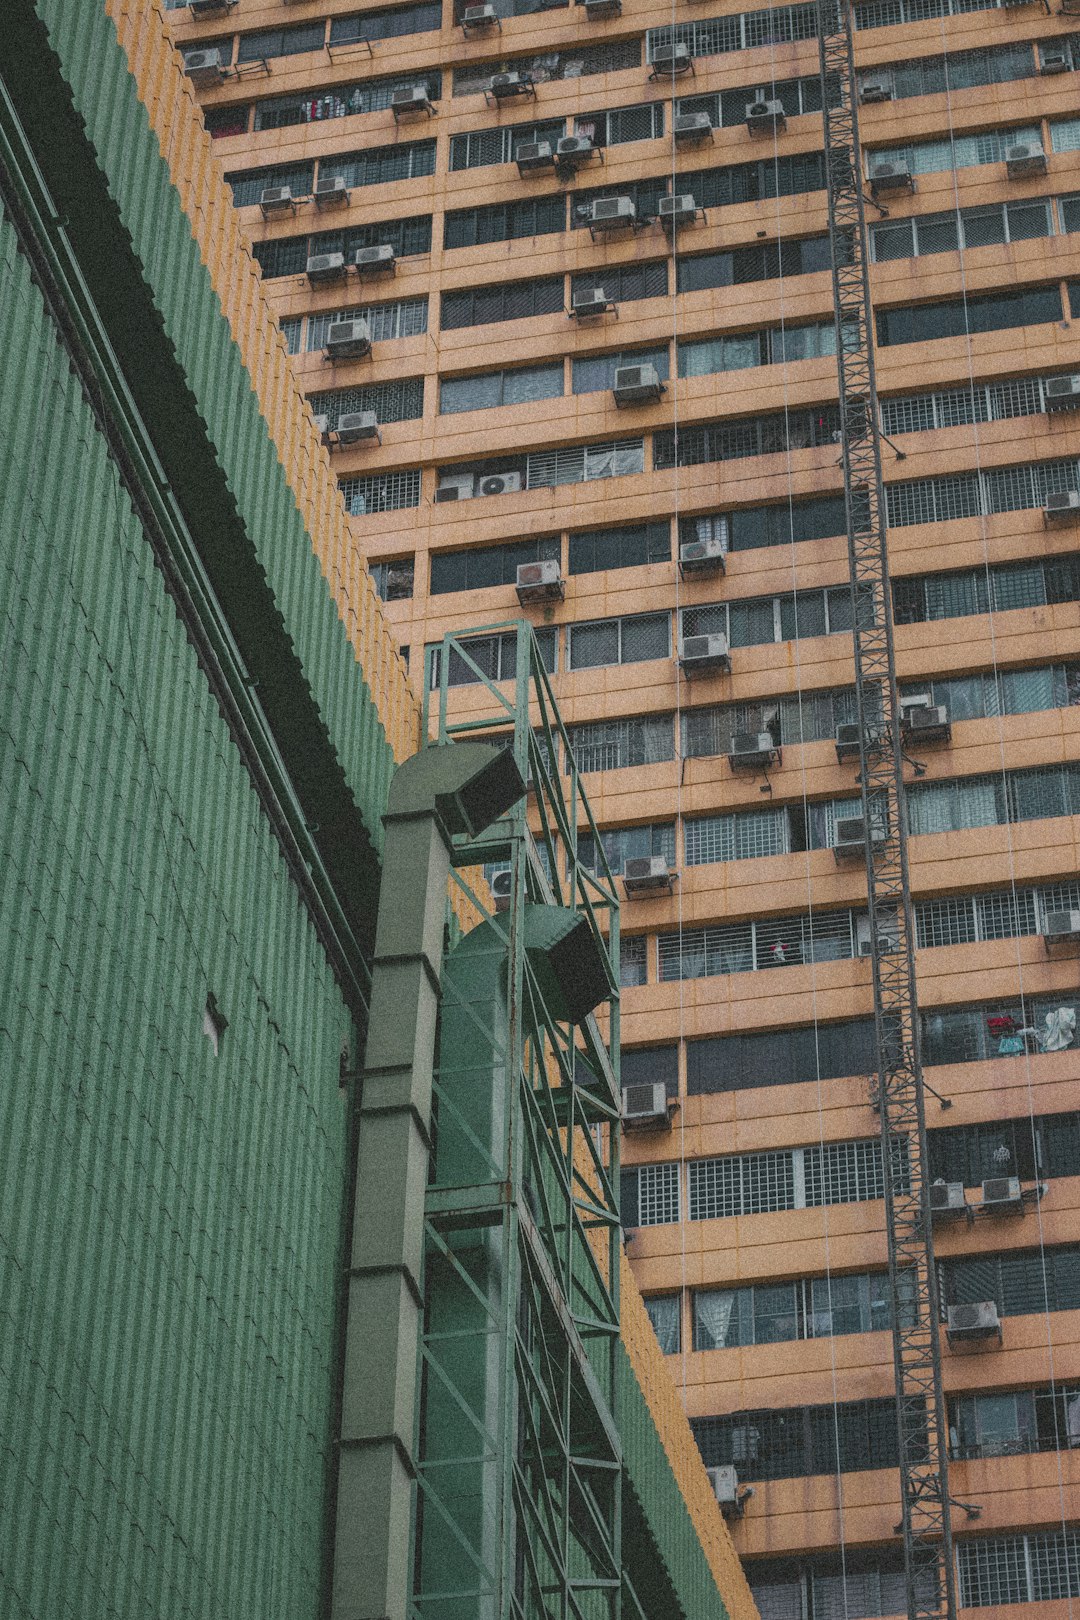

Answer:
[0,191,350,1618]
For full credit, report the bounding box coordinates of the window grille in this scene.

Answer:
[646,3,816,62]
[868,125,1039,179]
[689,1151,796,1220]
[578,823,675,876]
[803,1137,905,1206]
[227,162,315,207]
[678,74,827,134]
[340,468,421,515]
[657,909,859,981]
[440,363,563,415]
[655,405,843,470]
[430,536,560,595]
[451,39,641,95]
[319,140,437,189]
[569,177,667,230]
[369,560,415,601]
[691,1398,902,1481]
[568,715,674,773]
[328,1,442,45]
[619,936,648,988]
[569,522,670,574]
[683,808,789,865]
[571,260,668,307]
[306,299,428,351]
[922,996,1080,1067]
[894,557,1080,621]
[527,439,644,489]
[205,105,250,140]
[280,316,302,356]
[237,22,326,62]
[749,1551,926,1620]
[449,120,566,172]
[857,0,1013,24]
[957,1529,1080,1607]
[637,1162,681,1225]
[253,72,442,130]
[445,195,566,250]
[440,276,565,332]
[310,378,424,428]
[861,42,1039,104]
[642,1294,680,1353]
[567,612,670,670]
[574,100,664,148]
[253,217,433,280]
[881,376,1045,436]
[572,346,670,395]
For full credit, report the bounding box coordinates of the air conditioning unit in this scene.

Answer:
[463,2,498,25]
[613,363,664,405]
[658,193,699,228]
[900,695,951,742]
[306,251,347,283]
[391,85,434,115]
[312,412,332,444]
[556,135,596,167]
[928,1181,967,1219]
[490,71,528,98]
[1045,374,1080,409]
[623,855,675,896]
[1043,907,1080,944]
[673,111,712,144]
[571,286,613,316]
[491,868,513,912]
[516,140,555,172]
[259,185,294,213]
[189,0,232,15]
[586,196,636,230]
[835,722,864,762]
[946,1301,1002,1346]
[680,634,731,676]
[1044,489,1080,523]
[355,243,396,274]
[337,411,380,444]
[746,97,786,135]
[834,816,886,859]
[516,559,564,603]
[325,318,372,358]
[621,1081,670,1126]
[980,1176,1023,1214]
[435,472,477,502]
[184,48,226,85]
[313,175,350,207]
[477,471,523,496]
[678,535,725,576]
[585,0,622,15]
[859,74,893,103]
[706,1466,743,1518]
[1039,47,1070,73]
[650,42,694,75]
[855,915,898,957]
[1005,141,1047,178]
[869,159,913,196]
[728,732,778,770]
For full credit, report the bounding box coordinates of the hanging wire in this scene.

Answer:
[933,20,1078,1602]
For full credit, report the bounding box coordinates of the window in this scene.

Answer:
[908,763,1080,838]
[676,73,826,132]
[678,153,826,211]
[654,405,843,469]
[430,537,560,594]
[678,321,836,379]
[570,261,668,308]
[622,1045,679,1099]
[882,376,1047,436]
[677,231,837,295]
[568,522,670,574]
[280,316,302,356]
[205,105,250,139]
[439,363,563,414]
[621,1162,681,1226]
[957,1527,1080,1607]
[452,0,566,18]
[876,284,1062,347]
[568,714,674,773]
[527,439,644,488]
[449,120,566,172]
[370,560,415,601]
[928,1114,1043,1187]
[903,666,1080,724]
[567,612,670,670]
[679,495,847,559]
[950,1384,1080,1460]
[341,469,421,515]
[571,346,669,394]
[692,1270,897,1350]
[691,1398,906,1482]
[681,685,859,759]
[452,40,641,95]
[680,585,870,651]
[619,936,648,988]
[252,215,433,279]
[643,1295,680,1354]
[687,1137,906,1219]
[871,197,1053,263]
[236,22,325,60]
[426,628,557,687]
[922,996,1080,1067]
[570,177,667,230]
[1051,116,1080,154]
[574,100,664,148]
[306,298,428,350]
[226,161,315,207]
[319,140,437,188]
[862,41,1041,104]
[658,908,863,982]
[310,378,424,428]
[253,72,442,130]
[686,1021,878,1093]
[894,554,1080,614]
[916,877,1080,951]
[328,2,442,45]
[441,275,564,330]
[869,125,1040,178]
[578,823,676,876]
[445,195,566,249]
[749,1550,932,1620]
[646,3,817,63]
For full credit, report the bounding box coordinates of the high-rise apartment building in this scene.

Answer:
[170,0,1080,1611]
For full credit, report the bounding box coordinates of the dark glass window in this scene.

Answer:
[568,522,671,574]
[687,1020,877,1093]
[444,195,566,249]
[329,2,442,44]
[430,537,560,593]
[876,285,1062,347]
[236,22,325,61]
[692,1398,907,1482]
[622,1045,679,1099]
[441,275,564,329]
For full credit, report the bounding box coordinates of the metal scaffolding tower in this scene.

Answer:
[817,11,958,1620]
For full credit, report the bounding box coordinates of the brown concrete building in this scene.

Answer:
[166,0,1080,1610]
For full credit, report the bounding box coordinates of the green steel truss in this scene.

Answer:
[418,623,625,1620]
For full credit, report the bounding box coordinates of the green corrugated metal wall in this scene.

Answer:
[0,194,349,1618]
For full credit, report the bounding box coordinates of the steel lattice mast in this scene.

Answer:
[817,10,957,1620]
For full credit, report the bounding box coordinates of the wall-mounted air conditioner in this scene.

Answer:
[855,915,898,958]
[868,159,913,196]
[491,868,513,912]
[571,286,614,317]
[746,98,786,135]
[354,244,397,274]
[435,472,476,502]
[1043,907,1080,945]
[613,364,664,405]
[490,71,530,99]
[673,111,712,144]
[337,411,380,444]
[1005,141,1047,178]
[833,816,886,860]
[658,193,699,229]
[858,74,893,103]
[184,48,226,86]
[477,471,523,496]
[980,1176,1023,1214]
[516,140,555,173]
[306,251,347,284]
[1039,46,1069,73]
[391,85,434,116]
[555,135,596,169]
[584,0,622,16]
[259,186,295,214]
[516,560,564,603]
[622,1082,671,1127]
[728,732,778,770]
[680,634,730,676]
[707,1466,744,1518]
[325,318,372,358]
[900,695,951,742]
[585,196,636,230]
[1045,374,1080,409]
[1044,489,1080,523]
[835,723,864,762]
[189,0,234,16]
[946,1301,1003,1347]
[678,535,725,577]
[623,855,675,896]
[463,3,499,27]
[314,175,350,207]
[650,42,694,75]
[928,1181,967,1220]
